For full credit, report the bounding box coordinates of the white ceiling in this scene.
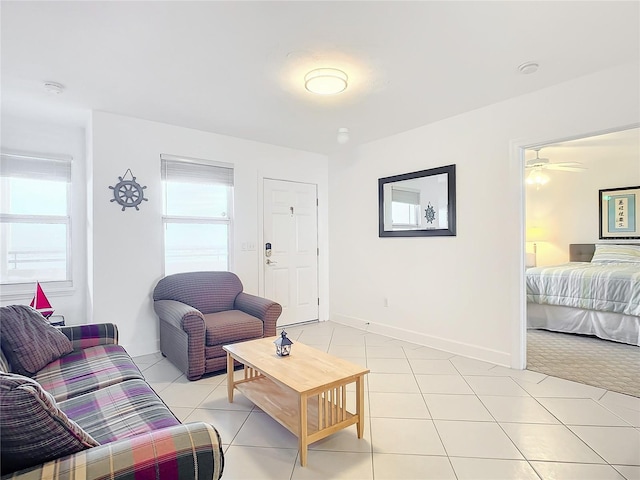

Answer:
[2,1,639,155]
[526,127,640,167]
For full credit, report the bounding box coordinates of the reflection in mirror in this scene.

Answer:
[379,165,456,237]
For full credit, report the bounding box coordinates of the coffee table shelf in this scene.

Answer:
[224,338,369,466]
[235,374,358,441]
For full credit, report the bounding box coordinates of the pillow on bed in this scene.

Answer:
[591,244,640,264]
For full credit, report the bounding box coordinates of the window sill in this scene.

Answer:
[0,281,75,301]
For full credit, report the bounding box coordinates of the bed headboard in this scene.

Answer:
[569,243,640,262]
[569,244,596,262]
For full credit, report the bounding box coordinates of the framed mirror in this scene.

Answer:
[379,164,456,237]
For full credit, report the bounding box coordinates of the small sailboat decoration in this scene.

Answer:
[30,282,54,319]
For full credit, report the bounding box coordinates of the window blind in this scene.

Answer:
[391,187,420,205]
[0,152,72,182]
[161,154,233,186]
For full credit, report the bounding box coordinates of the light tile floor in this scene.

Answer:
[133,321,640,480]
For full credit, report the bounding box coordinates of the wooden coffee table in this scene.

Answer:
[223,337,369,466]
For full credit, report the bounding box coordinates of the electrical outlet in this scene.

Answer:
[383,297,389,307]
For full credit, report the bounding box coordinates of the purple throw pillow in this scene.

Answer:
[0,372,99,474]
[0,305,73,376]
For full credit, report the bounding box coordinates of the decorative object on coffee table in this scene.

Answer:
[274,330,293,356]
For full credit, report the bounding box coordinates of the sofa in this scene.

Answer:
[153,271,282,380]
[0,305,224,479]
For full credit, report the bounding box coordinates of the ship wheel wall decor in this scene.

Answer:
[109,169,148,211]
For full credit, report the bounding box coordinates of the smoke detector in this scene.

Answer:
[517,62,539,75]
[44,82,65,94]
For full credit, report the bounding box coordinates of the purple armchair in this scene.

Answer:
[153,271,282,380]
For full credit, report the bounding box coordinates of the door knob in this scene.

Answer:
[266,259,278,265]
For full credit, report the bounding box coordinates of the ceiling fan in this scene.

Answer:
[525,148,587,172]
[525,148,586,187]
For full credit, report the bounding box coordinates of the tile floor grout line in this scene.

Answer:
[450,359,544,473]
[362,334,377,480]
[142,321,639,478]
[405,345,460,479]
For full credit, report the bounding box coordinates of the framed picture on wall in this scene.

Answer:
[599,185,640,239]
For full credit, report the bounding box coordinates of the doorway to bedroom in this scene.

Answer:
[523,127,640,397]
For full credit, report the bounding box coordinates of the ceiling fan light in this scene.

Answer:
[527,169,550,186]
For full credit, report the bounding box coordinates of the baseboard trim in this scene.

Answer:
[331,314,511,367]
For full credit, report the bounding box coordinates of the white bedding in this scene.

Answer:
[527,303,640,346]
[526,262,640,316]
[526,261,640,346]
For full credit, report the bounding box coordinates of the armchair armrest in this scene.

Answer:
[153,300,205,335]
[235,292,282,337]
[2,423,224,480]
[58,324,118,350]
[154,300,206,380]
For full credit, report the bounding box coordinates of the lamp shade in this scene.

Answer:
[526,226,547,242]
[304,68,348,95]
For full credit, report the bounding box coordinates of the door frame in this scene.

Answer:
[258,175,323,323]
[510,122,640,370]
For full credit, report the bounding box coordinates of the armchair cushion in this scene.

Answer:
[204,310,264,345]
[0,305,73,376]
[0,372,99,475]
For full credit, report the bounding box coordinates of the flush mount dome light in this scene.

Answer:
[304,68,348,95]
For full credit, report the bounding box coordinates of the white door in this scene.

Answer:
[263,179,319,327]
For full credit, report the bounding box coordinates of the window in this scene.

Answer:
[161,154,233,275]
[391,186,420,227]
[0,152,72,286]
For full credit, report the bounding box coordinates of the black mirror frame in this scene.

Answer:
[378,164,457,237]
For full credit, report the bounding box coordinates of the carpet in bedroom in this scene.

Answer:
[527,329,640,398]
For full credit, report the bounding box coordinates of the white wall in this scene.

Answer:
[526,136,640,266]
[328,63,640,367]
[90,112,328,357]
[0,116,88,325]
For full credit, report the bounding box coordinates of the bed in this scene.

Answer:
[526,243,640,346]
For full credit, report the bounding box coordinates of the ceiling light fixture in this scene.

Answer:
[526,168,550,187]
[43,81,65,94]
[518,62,539,75]
[337,127,350,144]
[304,68,348,95]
